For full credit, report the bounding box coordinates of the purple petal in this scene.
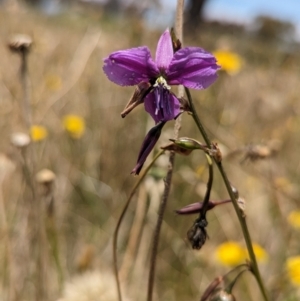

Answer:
[155,29,174,70]
[166,47,220,89]
[103,47,159,86]
[131,121,165,175]
[144,89,181,123]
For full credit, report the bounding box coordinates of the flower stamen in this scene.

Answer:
[153,76,171,116]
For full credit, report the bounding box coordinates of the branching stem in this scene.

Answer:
[185,87,269,301]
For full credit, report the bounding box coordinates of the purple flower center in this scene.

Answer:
[153,76,171,118]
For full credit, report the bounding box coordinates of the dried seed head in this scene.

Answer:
[35,169,56,184]
[8,34,32,53]
[10,132,30,148]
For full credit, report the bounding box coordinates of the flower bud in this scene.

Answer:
[170,137,204,150]
[131,121,165,175]
[187,219,208,250]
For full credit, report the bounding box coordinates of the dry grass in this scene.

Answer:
[0,4,300,301]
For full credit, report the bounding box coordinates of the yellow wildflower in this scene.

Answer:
[213,50,242,75]
[286,256,300,286]
[30,125,48,142]
[288,211,300,229]
[63,115,85,139]
[215,241,245,266]
[216,241,268,266]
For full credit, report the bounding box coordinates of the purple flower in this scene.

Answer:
[103,29,220,123]
[103,29,219,174]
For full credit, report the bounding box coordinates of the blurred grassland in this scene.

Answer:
[0,5,300,301]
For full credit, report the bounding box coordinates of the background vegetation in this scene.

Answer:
[0,2,300,300]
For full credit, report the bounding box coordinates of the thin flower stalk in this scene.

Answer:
[113,150,165,301]
[184,87,269,301]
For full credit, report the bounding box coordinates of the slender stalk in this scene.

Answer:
[20,50,32,127]
[147,151,175,301]
[21,148,47,301]
[113,150,165,301]
[18,44,46,301]
[185,88,269,301]
[200,154,213,217]
[146,1,184,300]
[0,178,14,300]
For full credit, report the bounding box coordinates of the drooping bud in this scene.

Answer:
[187,218,208,250]
[131,121,165,175]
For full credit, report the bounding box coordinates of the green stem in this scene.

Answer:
[185,88,269,301]
[113,150,165,301]
[200,154,213,217]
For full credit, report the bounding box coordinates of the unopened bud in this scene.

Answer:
[187,219,208,250]
[170,137,204,150]
[131,121,165,175]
